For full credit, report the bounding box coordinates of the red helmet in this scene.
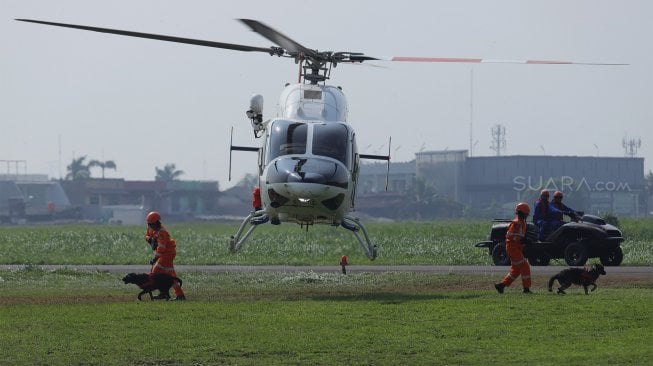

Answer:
[146,211,161,224]
[516,202,531,215]
[540,190,550,198]
[553,191,563,199]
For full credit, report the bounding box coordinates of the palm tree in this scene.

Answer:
[155,163,184,181]
[65,156,91,180]
[89,159,117,179]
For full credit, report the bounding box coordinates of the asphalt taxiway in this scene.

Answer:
[1,264,651,279]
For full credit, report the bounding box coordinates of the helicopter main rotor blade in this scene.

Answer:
[15,19,282,55]
[384,56,627,66]
[238,19,317,58]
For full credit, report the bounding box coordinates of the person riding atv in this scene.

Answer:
[534,190,583,241]
[475,210,624,267]
[547,190,581,231]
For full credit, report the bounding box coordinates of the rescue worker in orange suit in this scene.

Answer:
[495,202,533,294]
[145,211,186,300]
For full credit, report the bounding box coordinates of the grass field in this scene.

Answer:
[0,220,651,365]
[1,218,652,266]
[1,268,652,365]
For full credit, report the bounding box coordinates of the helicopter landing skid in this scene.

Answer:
[229,210,268,252]
[342,216,378,260]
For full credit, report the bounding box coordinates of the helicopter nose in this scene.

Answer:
[288,171,326,184]
[267,157,348,189]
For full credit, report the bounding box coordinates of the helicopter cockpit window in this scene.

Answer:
[268,120,308,160]
[312,123,349,166]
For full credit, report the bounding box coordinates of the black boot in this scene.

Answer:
[523,288,533,294]
[494,283,505,294]
[152,292,169,300]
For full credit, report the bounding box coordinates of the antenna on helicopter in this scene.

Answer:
[360,137,392,191]
[229,127,259,181]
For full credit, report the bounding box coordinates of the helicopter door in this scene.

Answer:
[350,132,359,207]
[258,134,267,177]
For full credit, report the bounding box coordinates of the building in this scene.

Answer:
[416,150,466,202]
[61,178,221,222]
[0,171,222,223]
[415,151,646,216]
[0,174,72,222]
[357,161,416,195]
[356,151,646,217]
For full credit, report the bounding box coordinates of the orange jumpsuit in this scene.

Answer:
[500,216,532,289]
[145,225,185,297]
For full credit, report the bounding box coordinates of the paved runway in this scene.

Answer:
[1,264,651,279]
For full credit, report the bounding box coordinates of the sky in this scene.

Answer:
[2,0,652,188]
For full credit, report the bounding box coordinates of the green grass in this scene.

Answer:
[1,220,651,364]
[1,268,652,365]
[1,219,652,266]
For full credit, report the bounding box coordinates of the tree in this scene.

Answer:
[155,163,184,182]
[644,170,653,216]
[65,156,91,180]
[237,173,258,188]
[89,159,117,179]
[645,170,653,197]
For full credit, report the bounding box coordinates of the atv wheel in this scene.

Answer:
[491,243,511,266]
[600,246,624,266]
[528,254,551,266]
[564,241,588,266]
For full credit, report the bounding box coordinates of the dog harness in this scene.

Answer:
[580,270,594,282]
[138,273,156,289]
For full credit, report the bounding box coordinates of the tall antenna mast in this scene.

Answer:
[58,134,62,180]
[622,136,641,157]
[490,124,506,156]
[469,69,474,157]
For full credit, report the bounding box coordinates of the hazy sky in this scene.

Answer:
[2,0,651,188]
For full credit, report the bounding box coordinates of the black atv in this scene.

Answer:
[474,214,624,266]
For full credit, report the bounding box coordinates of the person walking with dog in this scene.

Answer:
[145,211,186,300]
[495,202,533,294]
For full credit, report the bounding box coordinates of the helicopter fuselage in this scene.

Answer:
[257,83,359,226]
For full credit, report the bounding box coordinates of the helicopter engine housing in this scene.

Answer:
[277,84,348,122]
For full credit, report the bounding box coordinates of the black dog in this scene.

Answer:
[548,264,606,295]
[122,272,182,301]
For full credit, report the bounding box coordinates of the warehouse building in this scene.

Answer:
[358,151,646,216]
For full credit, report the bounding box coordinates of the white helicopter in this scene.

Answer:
[16,18,623,260]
